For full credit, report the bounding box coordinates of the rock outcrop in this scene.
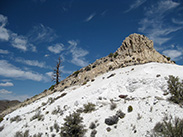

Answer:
[55,33,173,91]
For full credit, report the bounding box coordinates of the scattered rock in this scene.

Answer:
[119,95,128,99]
[105,115,119,126]
[107,73,116,79]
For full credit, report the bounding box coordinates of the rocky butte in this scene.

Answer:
[0,33,174,117]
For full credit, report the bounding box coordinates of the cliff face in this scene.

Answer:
[56,33,173,91]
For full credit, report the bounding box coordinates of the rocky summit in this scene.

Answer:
[56,33,173,91]
[0,33,174,118]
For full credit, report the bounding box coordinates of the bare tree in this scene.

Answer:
[52,57,61,85]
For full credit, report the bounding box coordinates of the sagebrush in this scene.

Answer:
[60,112,87,137]
[167,75,183,104]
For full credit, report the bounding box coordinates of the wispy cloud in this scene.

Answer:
[172,18,183,25]
[0,60,46,81]
[15,58,49,69]
[28,24,57,43]
[0,82,14,87]
[84,13,96,22]
[48,43,64,54]
[0,14,10,41]
[162,49,182,61]
[0,14,37,52]
[68,40,89,67]
[0,89,12,94]
[125,0,147,13]
[138,0,181,46]
[0,49,9,54]
[10,33,37,52]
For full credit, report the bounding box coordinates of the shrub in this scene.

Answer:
[128,105,133,113]
[114,52,118,58]
[52,106,63,115]
[48,97,55,104]
[50,126,53,132]
[30,111,44,121]
[90,129,97,137]
[83,103,96,113]
[167,75,183,104]
[14,130,29,137]
[54,122,60,133]
[82,81,88,85]
[73,70,80,77]
[110,102,117,110]
[10,115,22,123]
[108,53,113,58]
[33,133,43,137]
[167,57,171,61]
[85,66,91,71]
[49,85,55,91]
[116,110,125,119]
[152,116,183,137]
[89,122,96,129]
[60,112,87,137]
[108,65,113,70]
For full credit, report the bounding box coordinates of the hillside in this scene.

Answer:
[0,33,174,118]
[0,100,20,114]
[0,62,183,137]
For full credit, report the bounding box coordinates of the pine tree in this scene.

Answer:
[52,57,61,85]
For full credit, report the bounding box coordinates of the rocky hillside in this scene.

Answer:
[0,100,20,114]
[0,33,174,119]
[0,62,183,137]
[56,33,173,91]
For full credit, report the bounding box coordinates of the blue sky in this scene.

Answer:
[0,0,183,101]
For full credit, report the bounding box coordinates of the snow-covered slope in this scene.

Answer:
[0,62,183,137]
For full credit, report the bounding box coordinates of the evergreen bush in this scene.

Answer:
[83,103,96,113]
[60,112,87,137]
[152,116,183,137]
[167,75,183,104]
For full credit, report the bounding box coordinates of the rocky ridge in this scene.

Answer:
[56,33,173,91]
[0,33,173,117]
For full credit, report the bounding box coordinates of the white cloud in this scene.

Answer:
[68,40,89,67]
[0,49,9,54]
[0,60,46,81]
[28,24,57,43]
[10,33,37,52]
[138,0,181,46]
[44,54,50,57]
[15,58,49,68]
[162,50,182,60]
[172,18,183,25]
[0,14,10,41]
[11,33,28,51]
[84,13,96,22]
[0,82,14,87]
[46,71,53,78]
[0,89,12,94]
[125,0,147,13]
[0,14,36,52]
[48,43,64,54]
